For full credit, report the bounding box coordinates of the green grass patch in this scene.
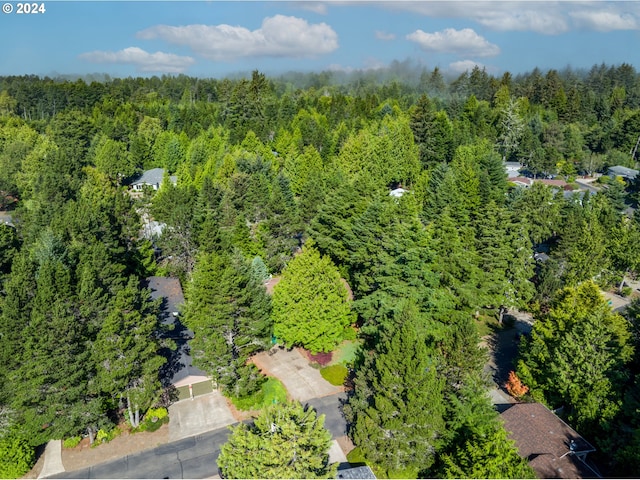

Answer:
[231,378,288,411]
[63,436,82,449]
[320,364,348,386]
[387,466,419,479]
[330,340,362,366]
[475,315,498,337]
[346,446,366,464]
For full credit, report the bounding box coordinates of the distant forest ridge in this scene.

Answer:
[1,60,639,114]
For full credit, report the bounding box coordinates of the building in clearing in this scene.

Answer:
[608,165,639,180]
[131,168,178,191]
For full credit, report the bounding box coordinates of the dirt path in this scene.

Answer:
[61,424,170,472]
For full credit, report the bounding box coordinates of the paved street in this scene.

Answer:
[50,393,348,479]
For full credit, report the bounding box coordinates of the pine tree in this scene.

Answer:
[272,244,354,353]
[344,303,446,476]
[182,251,271,397]
[10,259,102,444]
[217,401,336,479]
[94,276,165,429]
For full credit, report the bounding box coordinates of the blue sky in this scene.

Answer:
[1,1,640,78]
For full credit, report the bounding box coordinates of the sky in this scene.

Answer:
[1,1,640,79]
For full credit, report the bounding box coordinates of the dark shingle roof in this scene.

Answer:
[145,276,207,386]
[501,403,600,479]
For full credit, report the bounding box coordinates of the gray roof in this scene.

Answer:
[146,277,207,386]
[147,276,185,319]
[501,403,599,479]
[336,466,376,479]
[132,168,166,186]
[0,212,14,227]
[608,165,639,179]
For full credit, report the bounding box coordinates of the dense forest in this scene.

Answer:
[1,62,640,478]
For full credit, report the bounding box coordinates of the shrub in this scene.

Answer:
[320,364,348,386]
[346,446,366,464]
[63,436,82,449]
[92,426,122,446]
[505,371,529,399]
[621,286,633,297]
[145,407,168,422]
[306,350,333,366]
[0,434,35,478]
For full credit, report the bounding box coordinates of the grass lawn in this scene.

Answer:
[330,339,362,366]
[231,378,288,411]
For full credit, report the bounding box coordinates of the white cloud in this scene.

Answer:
[137,15,338,61]
[382,2,569,35]
[78,47,195,73]
[406,28,500,57]
[570,9,638,32]
[375,30,396,41]
[292,2,328,15]
[449,59,485,74]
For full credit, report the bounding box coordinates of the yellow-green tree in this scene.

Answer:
[272,244,354,353]
[217,401,336,479]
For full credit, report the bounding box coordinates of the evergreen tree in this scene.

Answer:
[10,259,103,444]
[217,401,336,479]
[344,303,446,476]
[518,282,633,434]
[182,251,271,397]
[94,276,165,429]
[272,244,354,353]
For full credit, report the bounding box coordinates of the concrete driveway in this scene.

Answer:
[168,391,236,442]
[252,348,343,402]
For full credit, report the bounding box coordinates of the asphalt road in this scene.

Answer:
[51,393,348,479]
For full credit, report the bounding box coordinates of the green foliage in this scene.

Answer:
[0,433,35,478]
[138,408,169,433]
[345,302,446,474]
[272,243,355,353]
[518,281,633,434]
[218,401,336,479]
[93,426,121,445]
[183,251,272,396]
[231,377,288,411]
[63,436,82,449]
[320,365,348,386]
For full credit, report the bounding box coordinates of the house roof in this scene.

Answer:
[501,403,600,479]
[511,177,533,187]
[147,276,185,319]
[389,188,408,198]
[336,465,376,479]
[132,168,165,186]
[608,165,639,179]
[0,211,14,227]
[145,276,208,386]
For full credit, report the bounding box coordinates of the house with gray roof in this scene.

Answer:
[131,168,178,191]
[608,165,639,180]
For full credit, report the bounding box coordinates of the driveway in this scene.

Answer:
[251,348,343,402]
[168,391,236,442]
